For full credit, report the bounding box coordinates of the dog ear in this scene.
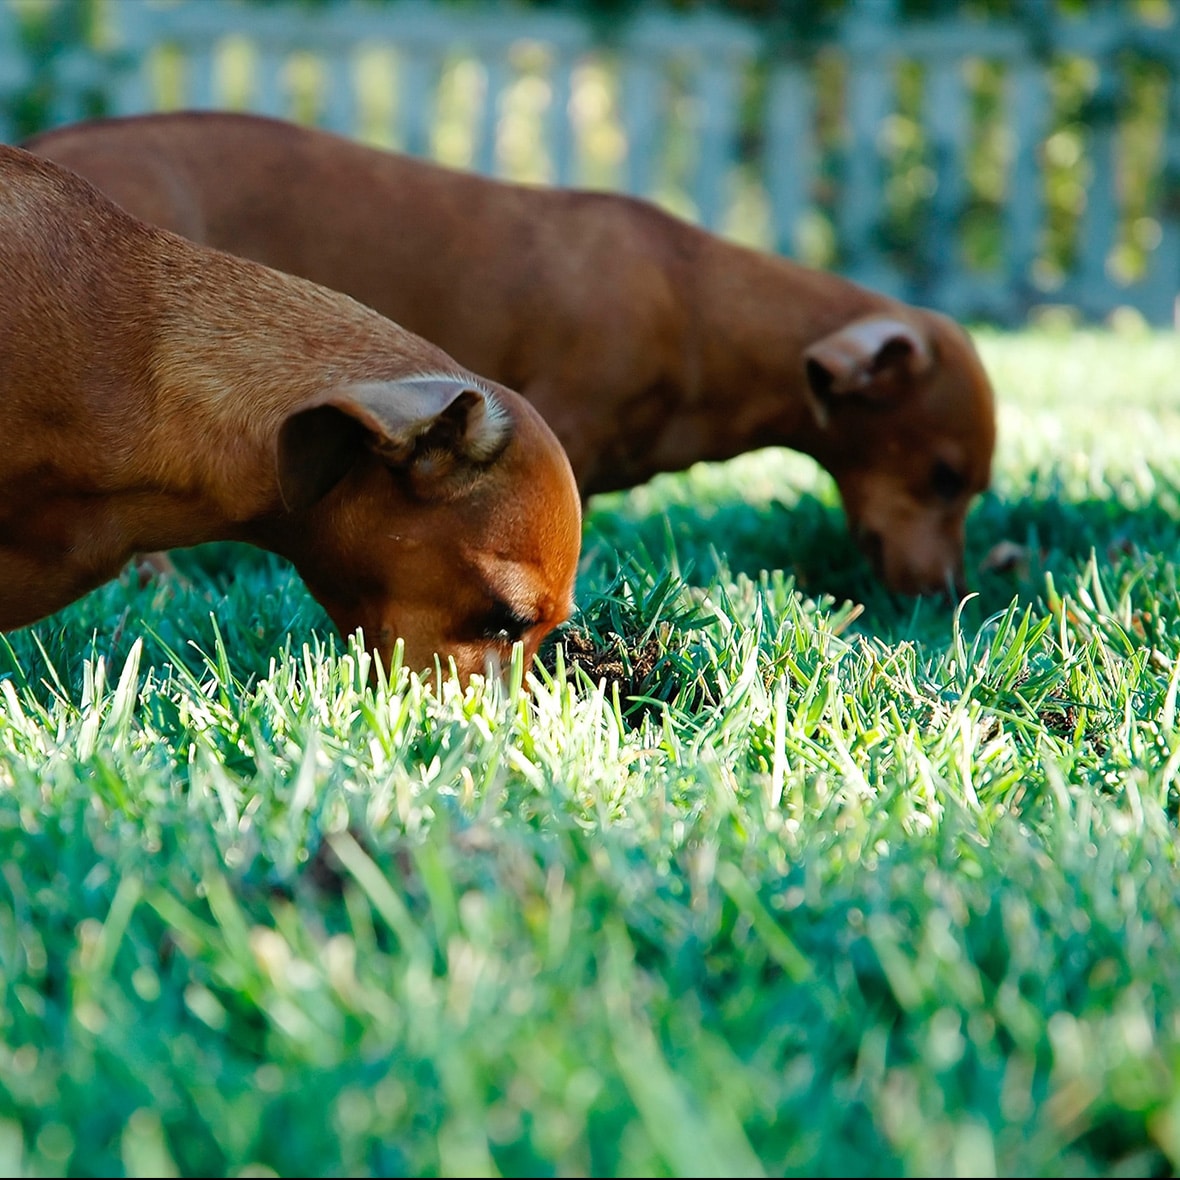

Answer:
[276,376,512,510]
[802,317,932,426]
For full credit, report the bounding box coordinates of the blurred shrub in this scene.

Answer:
[3,0,108,138]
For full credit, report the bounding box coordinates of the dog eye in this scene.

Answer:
[931,461,966,501]
[480,602,535,644]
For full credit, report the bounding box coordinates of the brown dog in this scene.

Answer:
[0,143,581,682]
[26,110,996,596]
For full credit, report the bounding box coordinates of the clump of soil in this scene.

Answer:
[548,625,669,714]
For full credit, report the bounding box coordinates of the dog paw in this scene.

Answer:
[980,540,1027,576]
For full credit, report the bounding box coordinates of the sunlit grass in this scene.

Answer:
[3,326,1180,1175]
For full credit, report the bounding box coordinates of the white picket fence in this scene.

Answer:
[6,0,1180,325]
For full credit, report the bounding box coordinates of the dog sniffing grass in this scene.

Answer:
[1,325,1179,1175]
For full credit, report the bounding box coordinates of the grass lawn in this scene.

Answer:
[2,324,1180,1177]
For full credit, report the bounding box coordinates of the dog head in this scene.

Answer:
[801,312,995,597]
[269,373,581,684]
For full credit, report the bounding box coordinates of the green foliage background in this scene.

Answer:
[7,0,1173,311]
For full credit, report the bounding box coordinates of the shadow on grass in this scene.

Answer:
[0,541,333,704]
[583,478,1180,646]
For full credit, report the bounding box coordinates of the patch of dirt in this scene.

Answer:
[561,626,662,688]
[1036,704,1109,756]
[549,626,671,717]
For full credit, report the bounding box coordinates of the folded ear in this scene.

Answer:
[803,317,932,427]
[276,376,512,510]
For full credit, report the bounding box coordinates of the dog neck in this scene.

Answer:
[639,232,898,482]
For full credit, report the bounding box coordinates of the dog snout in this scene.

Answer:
[861,529,967,599]
[895,561,967,600]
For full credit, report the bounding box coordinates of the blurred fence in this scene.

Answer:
[4,0,1180,326]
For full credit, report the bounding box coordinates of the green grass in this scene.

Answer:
[3,325,1180,1177]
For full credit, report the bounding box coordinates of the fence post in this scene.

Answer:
[1004,46,1049,319]
[838,0,904,298]
[922,54,967,309]
[1150,66,1180,327]
[1073,45,1122,315]
[764,57,815,260]
[619,45,662,200]
[545,48,576,187]
[396,47,439,158]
